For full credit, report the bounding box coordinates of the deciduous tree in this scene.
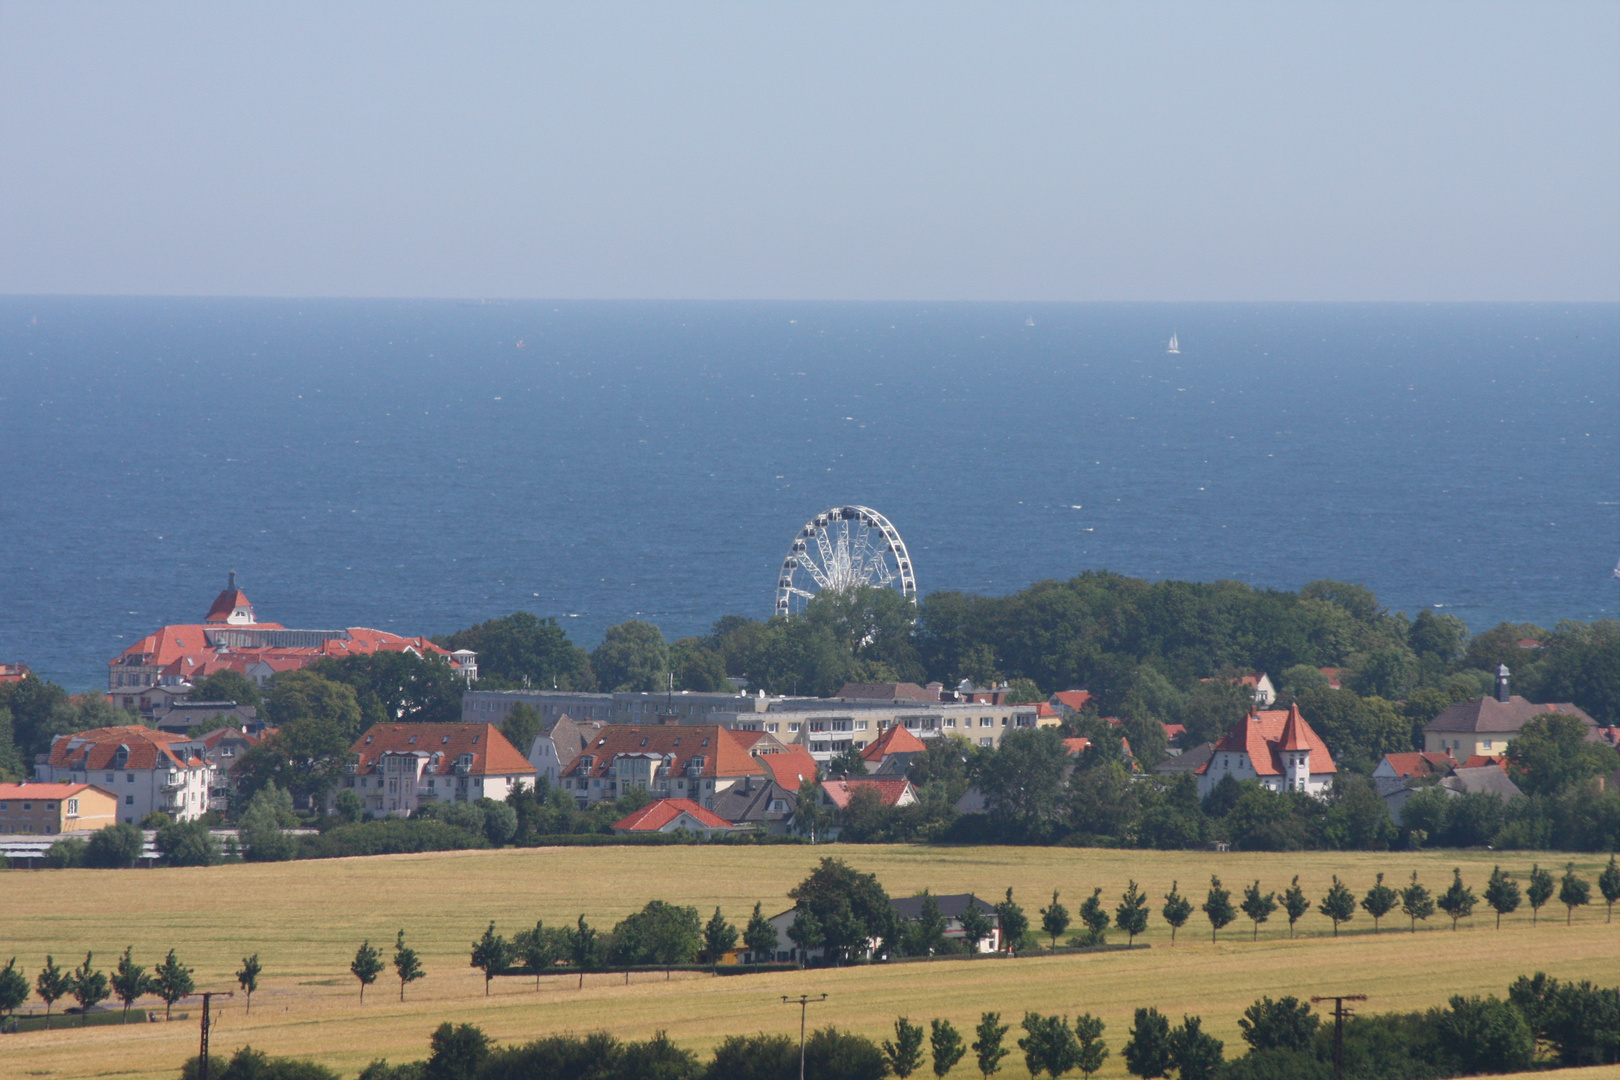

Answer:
[1437,868,1477,930]
[0,958,28,1020]
[995,889,1029,955]
[1115,880,1150,945]
[1360,872,1399,931]
[883,1016,926,1078]
[350,941,383,1002]
[1401,871,1435,932]
[470,923,511,996]
[742,902,778,962]
[1161,881,1191,944]
[235,954,260,1015]
[930,1018,966,1078]
[1484,866,1521,929]
[152,950,193,1020]
[1598,854,1620,923]
[1074,1013,1108,1078]
[1202,877,1235,942]
[112,947,150,1021]
[1078,887,1110,946]
[1039,889,1069,949]
[1318,876,1356,937]
[1558,863,1590,925]
[973,1012,1011,1079]
[69,952,108,1025]
[958,898,993,954]
[1238,996,1318,1052]
[1019,1012,1080,1078]
[1168,1015,1224,1080]
[1123,1007,1172,1078]
[1239,881,1276,940]
[1280,876,1309,938]
[1526,864,1554,925]
[393,931,423,1002]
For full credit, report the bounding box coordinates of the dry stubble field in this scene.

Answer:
[3,845,1618,1080]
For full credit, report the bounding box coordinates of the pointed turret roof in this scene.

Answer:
[1278,703,1312,752]
[204,571,256,624]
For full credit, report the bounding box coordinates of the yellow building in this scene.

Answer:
[0,782,119,835]
[1421,667,1597,761]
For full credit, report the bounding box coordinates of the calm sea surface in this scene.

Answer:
[0,298,1615,690]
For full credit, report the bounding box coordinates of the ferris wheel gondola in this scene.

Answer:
[774,505,917,616]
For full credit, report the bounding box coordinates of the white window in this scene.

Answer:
[66,799,78,815]
[980,737,993,747]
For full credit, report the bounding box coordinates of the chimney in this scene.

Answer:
[1495,664,1511,703]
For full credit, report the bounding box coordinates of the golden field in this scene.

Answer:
[2,845,1618,1079]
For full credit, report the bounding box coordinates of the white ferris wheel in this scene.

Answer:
[775,505,917,616]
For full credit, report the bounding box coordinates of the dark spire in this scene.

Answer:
[228,569,237,591]
[1495,664,1511,703]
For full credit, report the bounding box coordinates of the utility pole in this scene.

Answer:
[782,993,827,1080]
[197,991,235,1080]
[1310,994,1366,1080]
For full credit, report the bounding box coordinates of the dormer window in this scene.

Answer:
[365,735,374,744]
[442,736,451,744]
[409,735,418,745]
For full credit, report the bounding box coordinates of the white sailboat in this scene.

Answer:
[1166,333,1180,354]
[1025,316,1035,327]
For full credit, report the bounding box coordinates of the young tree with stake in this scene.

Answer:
[1361,873,1398,932]
[1202,876,1236,943]
[69,952,109,1026]
[1161,881,1192,944]
[1598,854,1620,923]
[1437,868,1477,930]
[995,889,1029,956]
[958,899,993,954]
[1401,871,1436,932]
[702,906,738,964]
[0,959,31,1021]
[35,956,70,1030]
[1239,881,1276,940]
[111,947,149,1022]
[883,1016,926,1078]
[1039,889,1070,949]
[1484,865,1521,929]
[1078,888,1110,946]
[1115,880,1150,946]
[152,950,193,1020]
[1526,864,1554,925]
[1559,863,1591,925]
[930,1018,966,1078]
[393,931,424,1002]
[1318,876,1356,937]
[350,941,383,1002]
[235,954,261,1015]
[1123,1007,1173,1079]
[973,1011,1011,1078]
[470,922,512,996]
[567,915,596,988]
[1280,876,1309,939]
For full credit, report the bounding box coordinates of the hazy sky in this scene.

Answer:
[2,2,1616,301]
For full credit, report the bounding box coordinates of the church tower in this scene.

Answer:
[204,571,256,625]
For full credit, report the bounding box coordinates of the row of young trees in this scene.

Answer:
[0,949,270,1031]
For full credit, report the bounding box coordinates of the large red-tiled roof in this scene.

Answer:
[1380,751,1455,778]
[760,746,818,791]
[1196,705,1337,777]
[48,726,201,771]
[612,798,734,832]
[820,777,913,809]
[205,589,253,623]
[350,723,534,777]
[566,726,765,780]
[860,723,927,762]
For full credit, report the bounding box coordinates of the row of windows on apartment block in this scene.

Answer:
[560,777,714,793]
[343,775,483,791]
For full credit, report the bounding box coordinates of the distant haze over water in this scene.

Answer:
[1,298,1615,690]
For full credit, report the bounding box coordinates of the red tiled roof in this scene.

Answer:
[48,726,202,771]
[612,798,734,831]
[566,726,765,781]
[1051,690,1092,711]
[205,589,253,623]
[860,723,927,762]
[1162,723,1187,742]
[820,777,913,809]
[1035,702,1059,719]
[760,746,818,791]
[1319,667,1342,689]
[0,782,110,800]
[1462,755,1508,771]
[1380,751,1455,778]
[1196,705,1337,777]
[1062,737,1091,757]
[350,723,535,777]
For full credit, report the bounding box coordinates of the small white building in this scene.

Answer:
[1195,704,1336,797]
[36,725,215,824]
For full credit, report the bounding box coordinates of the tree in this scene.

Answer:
[312,650,464,729]
[1526,863,1555,925]
[825,745,869,778]
[438,611,594,691]
[84,822,144,868]
[109,947,149,1022]
[1506,712,1620,796]
[470,922,511,995]
[743,902,778,962]
[883,1016,926,1078]
[1073,1013,1108,1078]
[236,953,261,1015]
[239,782,299,862]
[237,670,363,802]
[788,858,892,964]
[152,949,193,1020]
[392,931,423,1002]
[1599,854,1620,923]
[804,1025,889,1080]
[701,906,738,964]
[1115,880,1150,945]
[611,900,703,968]
[1239,881,1276,941]
[1484,865,1521,929]
[567,915,597,988]
[426,1021,490,1080]
[1202,876,1235,943]
[907,891,949,957]
[1161,881,1192,944]
[930,1018,967,1078]
[1168,1015,1223,1080]
[514,919,559,988]
[1039,889,1070,949]
[499,702,544,760]
[1123,1007,1173,1078]
[33,956,68,1029]
[995,888,1029,955]
[1077,888,1110,946]
[1238,997,1317,1052]
[1401,871,1435,932]
[1558,863,1591,925]
[1280,876,1309,939]
[973,1012,1011,1079]
[1317,876,1356,937]
[69,952,108,1025]
[1360,872,1399,932]
[350,940,383,1002]
[155,819,220,867]
[186,669,261,708]
[1019,1012,1080,1078]
[1436,994,1534,1075]
[0,958,29,1019]
[974,727,1073,837]
[591,620,669,692]
[1437,868,1477,930]
[959,898,993,954]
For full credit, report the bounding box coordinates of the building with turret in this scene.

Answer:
[1195,703,1337,797]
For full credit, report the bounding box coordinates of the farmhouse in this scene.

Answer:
[1195,704,1336,797]
[333,723,534,817]
[35,725,215,823]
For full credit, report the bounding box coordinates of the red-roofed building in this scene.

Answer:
[759,745,818,792]
[611,798,741,836]
[1062,737,1091,757]
[1372,752,1456,781]
[1050,690,1093,713]
[1462,754,1508,771]
[1201,672,1277,706]
[859,723,927,771]
[558,725,766,811]
[35,726,215,824]
[107,575,476,710]
[817,777,917,810]
[0,782,119,835]
[1195,704,1337,797]
[0,663,32,685]
[333,723,534,818]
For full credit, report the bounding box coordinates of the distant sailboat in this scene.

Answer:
[1167,333,1180,354]
[1025,316,1035,327]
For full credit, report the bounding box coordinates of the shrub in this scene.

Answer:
[84,822,143,868]
[42,836,87,868]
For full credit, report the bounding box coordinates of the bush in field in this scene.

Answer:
[85,822,144,868]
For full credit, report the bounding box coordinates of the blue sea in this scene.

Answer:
[1,298,1615,691]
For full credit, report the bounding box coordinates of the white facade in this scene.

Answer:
[36,740,214,825]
